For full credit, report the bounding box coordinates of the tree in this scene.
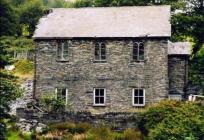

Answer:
[19,0,44,37]
[0,0,18,36]
[0,36,15,68]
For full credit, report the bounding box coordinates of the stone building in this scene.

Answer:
[33,6,190,113]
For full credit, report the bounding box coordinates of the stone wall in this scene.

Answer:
[16,108,139,131]
[168,55,188,97]
[34,38,169,113]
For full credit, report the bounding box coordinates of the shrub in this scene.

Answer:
[40,94,65,112]
[50,98,65,112]
[139,100,204,140]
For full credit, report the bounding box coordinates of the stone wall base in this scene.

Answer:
[16,108,139,131]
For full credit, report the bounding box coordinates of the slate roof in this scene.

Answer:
[168,41,191,55]
[33,6,171,39]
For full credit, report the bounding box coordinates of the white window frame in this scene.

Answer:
[93,88,106,106]
[133,42,144,61]
[94,42,106,62]
[55,88,68,105]
[58,42,69,61]
[132,88,145,106]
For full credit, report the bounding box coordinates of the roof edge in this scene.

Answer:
[33,36,171,40]
[50,5,171,10]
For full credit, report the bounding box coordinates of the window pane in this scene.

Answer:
[101,55,106,60]
[139,43,144,60]
[139,97,144,104]
[63,42,69,60]
[134,97,138,104]
[100,97,104,104]
[133,43,138,60]
[62,89,66,96]
[95,89,100,96]
[95,97,100,104]
[99,89,104,96]
[64,42,69,51]
[101,43,105,50]
[139,89,143,96]
[57,43,62,59]
[134,89,139,96]
[101,48,106,55]
[95,43,100,60]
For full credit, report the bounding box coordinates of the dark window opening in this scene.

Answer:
[94,88,106,105]
[133,88,145,106]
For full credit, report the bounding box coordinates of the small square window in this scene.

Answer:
[132,88,145,106]
[93,88,106,106]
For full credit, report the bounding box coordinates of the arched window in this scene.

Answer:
[95,42,106,61]
[133,42,144,61]
[57,41,69,61]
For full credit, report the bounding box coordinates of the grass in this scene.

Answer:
[33,122,142,140]
[4,118,142,140]
[13,59,34,81]
[4,118,32,140]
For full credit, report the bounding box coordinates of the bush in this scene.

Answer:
[50,98,65,112]
[139,100,204,140]
[40,94,65,112]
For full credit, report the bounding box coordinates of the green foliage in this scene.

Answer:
[0,0,18,36]
[189,45,204,94]
[139,100,204,140]
[0,123,6,140]
[4,118,32,140]
[40,95,65,112]
[0,36,34,68]
[0,36,15,67]
[14,59,34,74]
[0,77,22,120]
[19,0,44,37]
[0,72,22,140]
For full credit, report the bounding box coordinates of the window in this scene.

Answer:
[133,42,144,61]
[132,88,145,106]
[57,42,69,61]
[95,42,106,61]
[93,88,106,106]
[55,88,68,105]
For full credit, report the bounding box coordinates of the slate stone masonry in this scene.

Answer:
[168,55,189,97]
[16,108,139,131]
[34,38,169,113]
